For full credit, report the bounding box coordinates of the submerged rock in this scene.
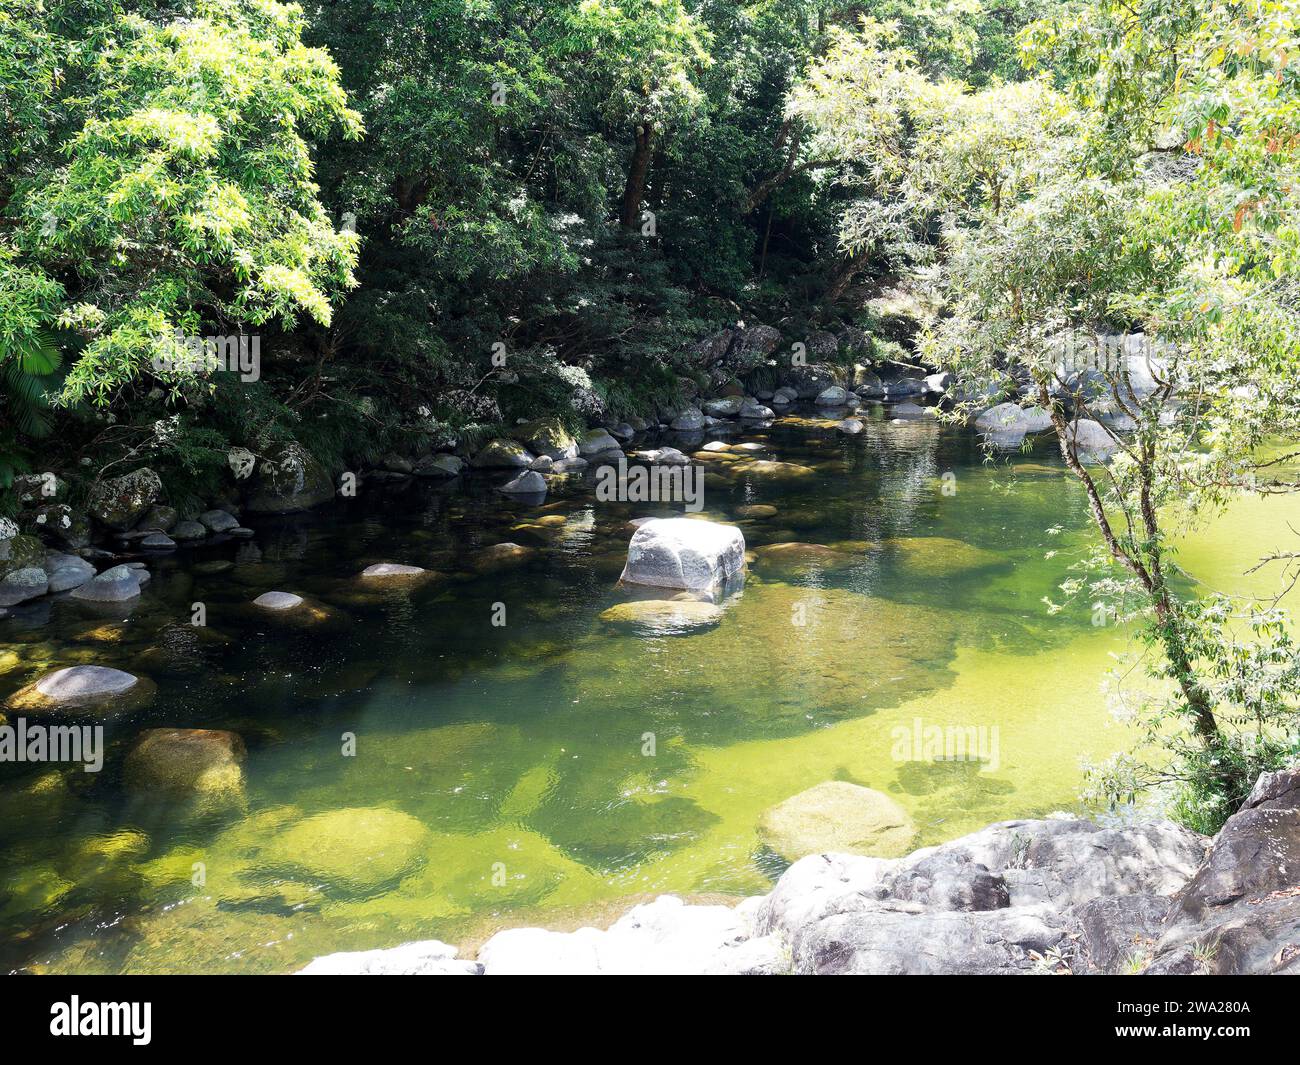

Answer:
[124,729,247,811]
[620,518,746,592]
[599,599,725,635]
[740,460,815,483]
[468,542,536,574]
[752,542,862,577]
[261,807,432,894]
[890,536,1000,578]
[302,769,1300,976]
[759,781,916,861]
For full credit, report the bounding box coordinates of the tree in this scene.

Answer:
[0,0,362,410]
[794,0,1300,829]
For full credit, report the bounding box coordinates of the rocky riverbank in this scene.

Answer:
[3,320,1166,617]
[298,766,1300,975]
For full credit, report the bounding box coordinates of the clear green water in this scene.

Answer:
[2,406,1295,973]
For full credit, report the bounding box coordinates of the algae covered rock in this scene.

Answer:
[124,729,247,812]
[890,536,1000,578]
[599,599,724,635]
[759,781,916,860]
[468,542,535,574]
[516,416,578,461]
[260,807,432,894]
[471,438,533,468]
[753,542,863,577]
[739,460,816,484]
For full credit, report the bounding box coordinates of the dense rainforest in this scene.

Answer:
[3,0,1300,832]
[2,0,1048,494]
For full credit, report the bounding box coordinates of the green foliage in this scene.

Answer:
[2,0,362,409]
[797,0,1300,831]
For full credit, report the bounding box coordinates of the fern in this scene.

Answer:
[1,328,63,440]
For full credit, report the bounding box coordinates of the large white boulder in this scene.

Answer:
[619,518,746,591]
[478,895,783,976]
[298,940,481,975]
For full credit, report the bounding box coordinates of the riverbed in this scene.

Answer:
[2,404,1294,973]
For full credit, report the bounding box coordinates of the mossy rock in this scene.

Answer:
[471,438,533,468]
[58,829,150,891]
[515,417,578,461]
[738,460,816,483]
[890,536,1001,578]
[0,863,75,922]
[401,827,589,910]
[468,542,536,574]
[759,781,916,860]
[0,533,46,578]
[259,807,432,895]
[124,728,247,815]
[598,599,724,635]
[752,542,864,577]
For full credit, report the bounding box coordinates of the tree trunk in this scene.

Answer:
[620,122,654,231]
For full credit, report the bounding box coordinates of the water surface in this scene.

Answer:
[2,405,1293,972]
